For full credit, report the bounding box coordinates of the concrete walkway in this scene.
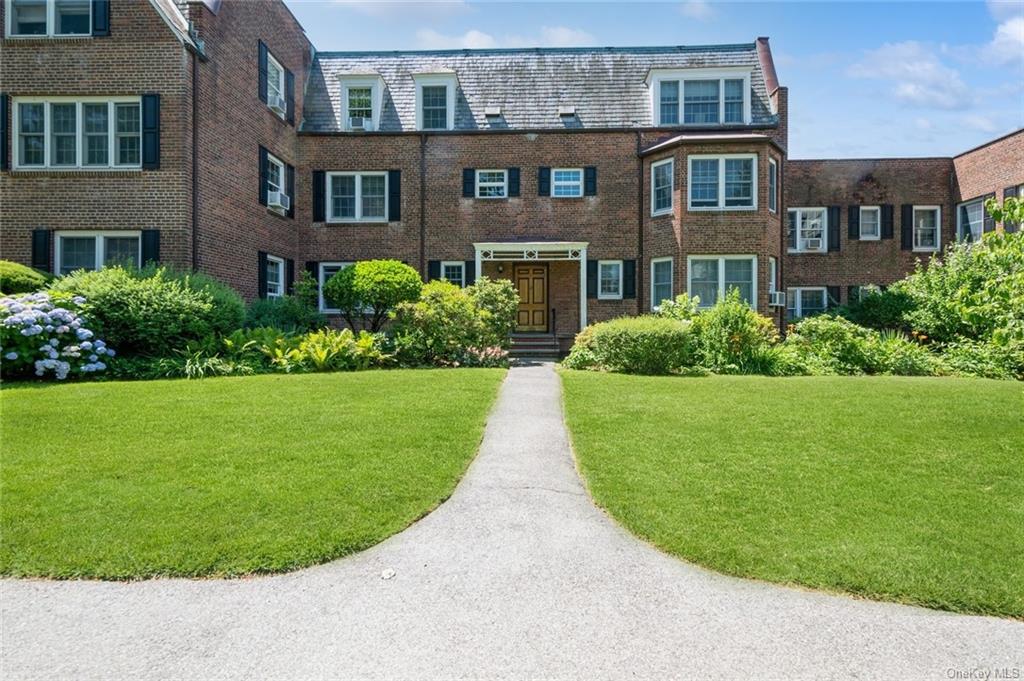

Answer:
[2,363,1021,679]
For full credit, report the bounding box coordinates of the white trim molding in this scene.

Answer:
[413,72,457,131]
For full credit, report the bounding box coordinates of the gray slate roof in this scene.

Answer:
[303,44,776,133]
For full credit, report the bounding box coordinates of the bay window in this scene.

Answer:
[768,158,777,213]
[687,154,756,210]
[687,255,756,308]
[788,207,827,253]
[651,158,673,215]
[55,231,141,275]
[14,98,142,169]
[328,172,388,222]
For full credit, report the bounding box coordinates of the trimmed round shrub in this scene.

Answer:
[585,315,695,375]
[0,261,51,294]
[49,266,243,357]
[322,260,422,332]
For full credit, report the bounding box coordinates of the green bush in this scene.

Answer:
[657,294,700,321]
[583,316,695,375]
[245,295,326,332]
[138,265,245,337]
[468,277,519,347]
[840,288,915,332]
[322,260,423,332]
[691,289,778,374]
[0,261,51,294]
[784,314,877,375]
[871,330,939,376]
[940,339,1024,380]
[391,280,508,367]
[258,328,386,373]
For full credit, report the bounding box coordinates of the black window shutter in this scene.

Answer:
[427,260,441,281]
[286,258,295,294]
[584,166,597,196]
[538,167,551,196]
[586,260,598,299]
[388,169,401,221]
[464,260,476,286]
[622,260,636,299]
[305,261,319,286]
[508,167,520,197]
[258,146,268,206]
[258,41,268,104]
[900,204,913,250]
[847,285,860,304]
[881,204,894,239]
[31,230,51,272]
[286,164,295,218]
[285,69,295,125]
[0,93,8,171]
[826,286,840,308]
[312,170,325,221]
[1004,186,1020,233]
[91,0,109,36]
[983,192,996,233]
[141,230,160,265]
[847,205,860,240]
[141,94,160,170]
[462,168,475,198]
[257,251,268,299]
[827,206,841,252]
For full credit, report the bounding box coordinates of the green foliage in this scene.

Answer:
[0,261,51,294]
[244,295,326,332]
[656,294,701,321]
[467,277,519,347]
[291,328,386,372]
[985,196,1024,226]
[582,316,695,375]
[785,314,879,375]
[138,265,245,338]
[940,338,1024,380]
[840,287,915,332]
[390,280,511,367]
[322,260,423,332]
[691,289,779,374]
[49,267,233,357]
[871,330,939,376]
[292,270,320,310]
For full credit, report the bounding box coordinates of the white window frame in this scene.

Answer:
[53,230,141,275]
[266,152,285,206]
[649,67,752,127]
[687,153,758,211]
[265,51,286,117]
[597,260,623,300]
[475,169,508,199]
[318,261,354,313]
[650,256,673,311]
[786,286,828,320]
[551,168,583,198]
[12,96,142,170]
[686,255,758,309]
[440,260,466,288]
[859,206,881,240]
[912,205,941,253]
[326,171,388,223]
[339,76,383,132]
[414,74,456,132]
[768,256,777,294]
[650,158,674,216]
[956,198,985,241]
[5,0,91,38]
[768,158,777,213]
[265,255,285,299]
[788,207,828,253]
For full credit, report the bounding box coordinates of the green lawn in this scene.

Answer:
[561,371,1024,618]
[1,369,505,579]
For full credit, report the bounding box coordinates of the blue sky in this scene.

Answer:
[284,1,1024,158]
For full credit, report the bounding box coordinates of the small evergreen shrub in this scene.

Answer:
[691,289,778,374]
[584,316,695,375]
[322,260,423,332]
[0,261,51,294]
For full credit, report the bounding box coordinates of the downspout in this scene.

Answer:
[191,49,200,271]
[636,130,644,313]
[419,133,426,277]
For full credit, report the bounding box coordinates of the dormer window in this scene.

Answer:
[414,73,456,131]
[339,74,383,132]
[651,68,751,126]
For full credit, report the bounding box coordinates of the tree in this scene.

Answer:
[322,260,423,332]
[984,196,1024,227]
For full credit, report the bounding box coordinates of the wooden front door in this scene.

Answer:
[514,264,548,332]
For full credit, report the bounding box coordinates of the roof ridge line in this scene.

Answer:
[314,42,758,58]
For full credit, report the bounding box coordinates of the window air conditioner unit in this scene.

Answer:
[269,94,287,115]
[769,291,786,307]
[349,116,372,131]
[268,191,290,212]
[804,237,823,251]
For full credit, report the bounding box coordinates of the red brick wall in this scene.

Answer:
[190,0,311,300]
[784,157,955,303]
[953,130,1024,223]
[0,0,193,270]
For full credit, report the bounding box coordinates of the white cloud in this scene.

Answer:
[848,41,969,110]
[415,25,595,50]
[983,15,1024,65]
[961,114,998,133]
[333,0,470,20]
[679,0,713,20]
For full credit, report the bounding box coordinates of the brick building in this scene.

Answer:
[2,0,1021,351]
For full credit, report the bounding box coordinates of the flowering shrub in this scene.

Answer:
[0,292,114,380]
